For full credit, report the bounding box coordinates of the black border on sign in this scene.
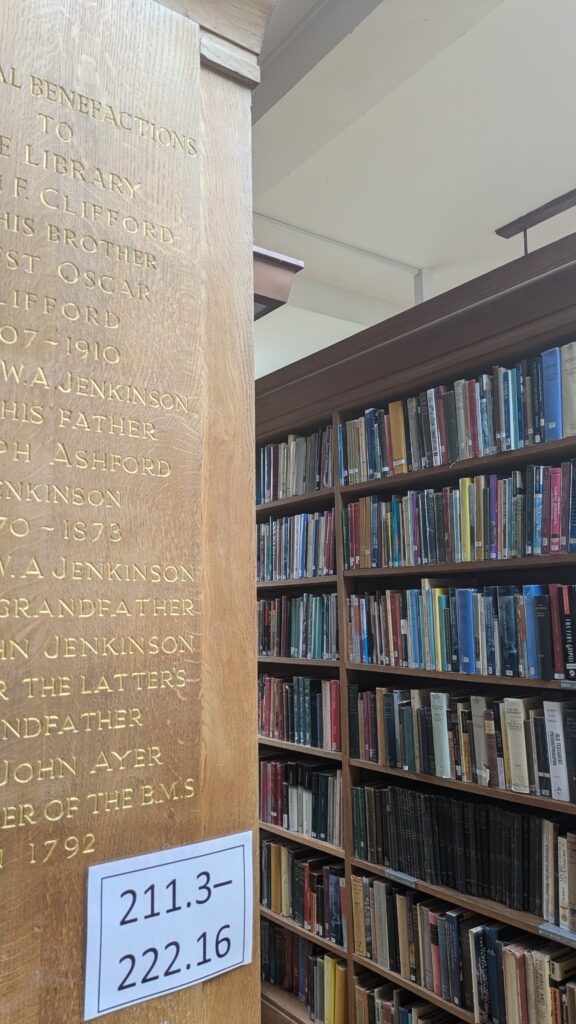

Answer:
[95,843,247,1014]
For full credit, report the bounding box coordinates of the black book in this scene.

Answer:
[420,390,433,469]
[434,491,446,563]
[443,390,460,464]
[535,593,554,680]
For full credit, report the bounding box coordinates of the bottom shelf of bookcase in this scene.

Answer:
[262,981,311,1024]
[353,954,475,1024]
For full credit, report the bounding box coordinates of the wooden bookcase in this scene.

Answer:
[256,232,576,1024]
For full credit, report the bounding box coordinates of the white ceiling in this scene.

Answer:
[253,0,576,378]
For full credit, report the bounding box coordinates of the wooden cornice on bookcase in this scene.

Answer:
[155,0,276,56]
[256,231,576,441]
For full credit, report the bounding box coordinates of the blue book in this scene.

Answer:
[439,594,450,672]
[371,496,378,568]
[502,369,512,450]
[484,924,510,1024]
[456,589,475,673]
[426,586,436,669]
[542,346,563,440]
[516,361,525,446]
[522,585,543,678]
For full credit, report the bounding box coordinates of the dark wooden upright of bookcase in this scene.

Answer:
[256,233,576,1024]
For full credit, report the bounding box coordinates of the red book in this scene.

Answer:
[330,679,341,752]
[549,467,562,553]
[429,910,442,994]
[542,467,551,553]
[551,585,568,678]
[435,385,448,465]
[561,461,571,552]
[263,674,271,737]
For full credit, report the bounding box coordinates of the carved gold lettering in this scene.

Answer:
[0,803,36,829]
[0,757,77,787]
[57,261,151,302]
[1,708,142,738]
[57,408,157,439]
[29,75,197,157]
[0,639,29,661]
[0,66,22,89]
[0,479,122,508]
[50,442,171,477]
[0,135,11,158]
[86,788,134,814]
[140,778,195,805]
[0,211,35,236]
[89,746,162,774]
[51,557,194,583]
[46,224,157,268]
[24,143,143,199]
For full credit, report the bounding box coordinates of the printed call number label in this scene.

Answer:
[84,831,253,1019]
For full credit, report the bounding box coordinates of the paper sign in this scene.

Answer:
[84,831,253,1020]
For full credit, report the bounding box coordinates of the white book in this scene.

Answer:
[558,834,570,930]
[470,695,490,786]
[454,380,468,460]
[430,691,451,778]
[561,341,576,437]
[543,700,571,802]
[504,697,540,794]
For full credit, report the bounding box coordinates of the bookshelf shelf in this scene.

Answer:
[260,906,347,956]
[256,488,334,519]
[340,436,576,502]
[350,856,544,935]
[262,982,311,1024]
[257,246,576,1024]
[352,955,476,1024]
[259,736,343,760]
[257,576,337,590]
[259,656,340,669]
[345,661,574,690]
[344,553,576,579]
[260,821,345,859]
[349,758,576,814]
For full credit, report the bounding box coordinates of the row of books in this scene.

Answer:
[258,674,342,752]
[257,425,333,505]
[257,509,336,581]
[260,837,347,948]
[339,341,576,485]
[260,758,343,847]
[349,686,576,802]
[260,922,346,1024]
[352,876,576,1024]
[258,593,339,661]
[343,462,576,570]
[347,582,576,680]
[352,781,567,922]
[355,973,460,1024]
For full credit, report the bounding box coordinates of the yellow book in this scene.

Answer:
[271,842,282,914]
[389,400,408,474]
[459,478,472,561]
[350,874,366,956]
[475,475,486,559]
[280,845,290,916]
[334,960,347,1024]
[324,954,336,1024]
[432,589,443,672]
